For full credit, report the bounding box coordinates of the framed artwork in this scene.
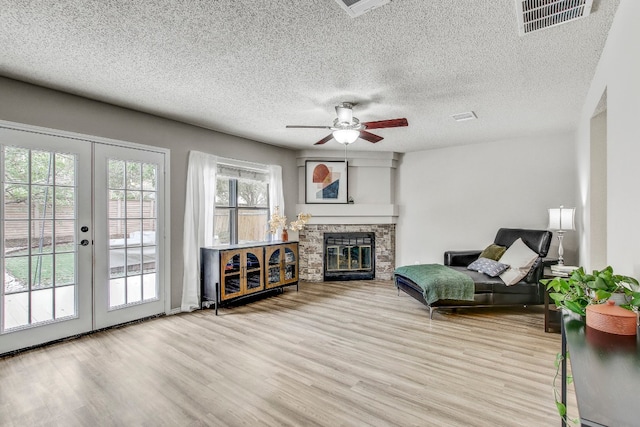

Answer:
[305,160,348,204]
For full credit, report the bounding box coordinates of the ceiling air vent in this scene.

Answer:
[452,111,477,122]
[515,0,594,36]
[333,0,391,18]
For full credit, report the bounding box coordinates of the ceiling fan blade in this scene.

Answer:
[314,134,334,145]
[362,118,408,129]
[286,125,332,129]
[359,131,384,143]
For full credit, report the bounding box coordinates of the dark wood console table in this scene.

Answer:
[201,241,299,315]
[561,311,640,426]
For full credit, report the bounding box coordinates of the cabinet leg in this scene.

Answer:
[215,281,219,316]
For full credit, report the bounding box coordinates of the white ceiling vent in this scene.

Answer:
[452,111,477,122]
[515,0,594,36]
[333,0,391,18]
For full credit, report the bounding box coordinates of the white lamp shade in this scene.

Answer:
[548,206,576,231]
[332,129,360,144]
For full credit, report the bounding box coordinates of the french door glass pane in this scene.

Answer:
[143,274,156,300]
[55,153,75,186]
[107,159,158,309]
[1,146,78,332]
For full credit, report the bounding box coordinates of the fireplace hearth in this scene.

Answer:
[324,232,375,281]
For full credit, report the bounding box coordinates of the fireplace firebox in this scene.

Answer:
[324,232,375,281]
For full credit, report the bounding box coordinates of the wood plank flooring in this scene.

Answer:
[0,280,577,426]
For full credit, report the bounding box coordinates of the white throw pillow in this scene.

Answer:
[498,238,539,286]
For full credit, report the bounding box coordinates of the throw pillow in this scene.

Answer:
[467,257,510,277]
[479,244,507,261]
[498,238,539,286]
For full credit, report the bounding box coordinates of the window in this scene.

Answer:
[214,162,269,245]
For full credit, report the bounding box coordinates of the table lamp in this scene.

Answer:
[548,205,575,265]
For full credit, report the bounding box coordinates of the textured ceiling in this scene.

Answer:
[0,0,619,152]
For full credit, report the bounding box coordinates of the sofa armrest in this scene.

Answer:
[524,257,544,284]
[444,250,482,267]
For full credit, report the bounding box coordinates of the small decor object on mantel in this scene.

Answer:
[267,206,311,242]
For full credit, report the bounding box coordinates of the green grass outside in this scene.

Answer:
[5,243,75,288]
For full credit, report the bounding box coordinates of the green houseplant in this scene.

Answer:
[543,266,640,316]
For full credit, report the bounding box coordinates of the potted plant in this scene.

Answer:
[542,266,640,423]
[543,266,640,316]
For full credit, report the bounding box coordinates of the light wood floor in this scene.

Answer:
[0,280,577,426]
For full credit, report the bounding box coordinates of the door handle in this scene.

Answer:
[80,239,90,246]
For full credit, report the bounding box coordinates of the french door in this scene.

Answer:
[0,125,166,354]
[93,143,165,328]
[0,129,92,353]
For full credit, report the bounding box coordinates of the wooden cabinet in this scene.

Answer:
[219,247,264,300]
[265,243,298,289]
[201,241,299,314]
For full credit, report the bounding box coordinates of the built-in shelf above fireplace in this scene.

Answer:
[294,203,398,225]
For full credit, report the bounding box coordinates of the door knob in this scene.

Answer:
[80,239,89,246]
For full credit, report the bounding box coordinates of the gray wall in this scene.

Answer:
[0,77,297,310]
[395,132,579,266]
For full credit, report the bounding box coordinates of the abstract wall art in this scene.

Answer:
[305,160,348,204]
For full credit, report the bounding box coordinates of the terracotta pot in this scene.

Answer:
[586,300,638,336]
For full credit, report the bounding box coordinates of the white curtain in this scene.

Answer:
[181,151,217,312]
[268,164,285,239]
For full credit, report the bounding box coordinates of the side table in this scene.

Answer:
[543,283,561,333]
[542,262,561,333]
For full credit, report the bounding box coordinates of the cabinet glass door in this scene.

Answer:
[245,250,262,293]
[267,248,281,287]
[222,253,242,299]
[284,247,297,283]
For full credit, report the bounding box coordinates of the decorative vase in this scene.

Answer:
[281,229,288,242]
[608,292,628,306]
[586,300,637,336]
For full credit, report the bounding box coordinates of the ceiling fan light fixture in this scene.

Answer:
[332,129,360,145]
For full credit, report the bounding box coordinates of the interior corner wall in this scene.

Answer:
[395,133,578,268]
[0,77,298,309]
[588,109,607,270]
[576,0,640,277]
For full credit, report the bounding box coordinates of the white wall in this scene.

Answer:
[0,77,298,309]
[576,0,640,277]
[395,133,578,267]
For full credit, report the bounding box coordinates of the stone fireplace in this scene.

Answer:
[295,151,399,282]
[298,224,395,282]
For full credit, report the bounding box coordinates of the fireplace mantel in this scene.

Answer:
[294,203,398,225]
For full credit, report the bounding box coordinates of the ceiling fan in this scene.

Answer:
[286,102,408,145]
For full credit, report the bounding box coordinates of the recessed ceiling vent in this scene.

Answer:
[452,111,477,122]
[516,0,593,36]
[334,0,391,18]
